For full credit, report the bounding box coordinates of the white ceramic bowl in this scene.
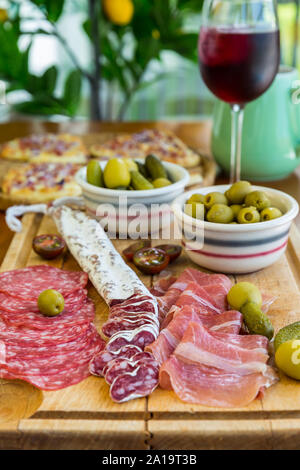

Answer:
[172,184,299,274]
[75,161,189,234]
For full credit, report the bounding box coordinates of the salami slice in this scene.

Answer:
[0,318,90,347]
[3,324,103,369]
[89,345,142,377]
[0,361,93,391]
[102,315,159,338]
[0,292,94,330]
[105,352,157,385]
[0,323,105,390]
[0,265,88,300]
[106,325,158,352]
[109,362,159,403]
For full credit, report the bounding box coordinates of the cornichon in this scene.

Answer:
[241,301,274,340]
[145,154,167,180]
[130,171,154,190]
[135,161,149,179]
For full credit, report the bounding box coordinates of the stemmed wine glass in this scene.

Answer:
[198,0,280,182]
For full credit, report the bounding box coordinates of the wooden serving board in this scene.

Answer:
[0,132,217,210]
[2,214,300,450]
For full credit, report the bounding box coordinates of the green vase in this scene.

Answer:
[212,67,300,181]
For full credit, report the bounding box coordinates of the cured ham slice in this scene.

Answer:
[151,272,177,296]
[146,307,243,366]
[159,321,277,407]
[175,322,269,375]
[162,281,230,328]
[159,356,277,408]
[158,270,232,327]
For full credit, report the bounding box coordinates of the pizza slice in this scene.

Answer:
[1,162,81,204]
[0,133,88,164]
[90,129,201,168]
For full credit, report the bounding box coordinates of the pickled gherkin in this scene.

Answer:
[135,160,149,179]
[130,171,154,190]
[241,302,274,339]
[145,154,167,179]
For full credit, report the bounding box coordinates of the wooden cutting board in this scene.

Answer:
[1,213,300,450]
[0,133,217,210]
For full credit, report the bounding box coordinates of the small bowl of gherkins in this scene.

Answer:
[75,155,189,234]
[172,181,299,274]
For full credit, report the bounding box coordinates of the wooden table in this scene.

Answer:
[2,120,300,450]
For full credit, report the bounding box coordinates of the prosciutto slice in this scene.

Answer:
[159,322,277,407]
[146,306,242,366]
[158,270,232,327]
[174,322,269,375]
[159,356,277,408]
[163,281,231,328]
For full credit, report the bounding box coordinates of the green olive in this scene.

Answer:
[230,204,243,220]
[225,181,252,204]
[206,204,234,224]
[237,206,260,224]
[184,202,205,220]
[186,193,205,205]
[241,301,274,339]
[103,158,131,189]
[227,282,262,310]
[86,160,103,187]
[152,178,172,188]
[275,339,300,380]
[123,158,138,172]
[260,207,283,221]
[244,190,271,211]
[274,322,300,352]
[38,289,65,317]
[204,192,228,210]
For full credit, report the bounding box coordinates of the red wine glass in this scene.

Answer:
[198,0,280,182]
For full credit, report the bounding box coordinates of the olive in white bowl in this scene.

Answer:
[75,159,189,234]
[172,184,299,274]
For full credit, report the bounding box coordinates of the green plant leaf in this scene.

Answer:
[135,37,161,68]
[164,33,199,61]
[45,0,65,22]
[41,65,57,94]
[63,69,82,115]
[13,100,66,116]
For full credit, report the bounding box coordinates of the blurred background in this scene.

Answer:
[0,0,299,123]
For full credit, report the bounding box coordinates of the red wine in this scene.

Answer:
[198,27,280,104]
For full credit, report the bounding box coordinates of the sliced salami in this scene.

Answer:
[105,352,157,385]
[109,362,159,403]
[106,325,158,352]
[2,324,104,372]
[0,318,90,346]
[102,315,159,338]
[0,292,93,330]
[0,265,88,300]
[89,345,142,377]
